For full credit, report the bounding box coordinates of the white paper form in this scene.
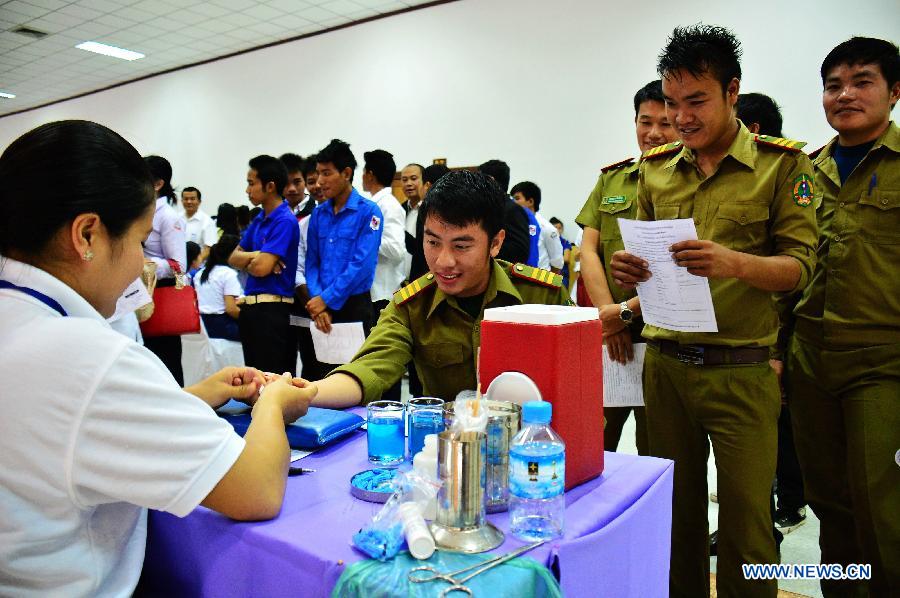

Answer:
[310,322,366,364]
[603,343,646,407]
[107,277,152,323]
[617,218,718,332]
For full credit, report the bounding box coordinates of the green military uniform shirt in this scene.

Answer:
[793,121,900,348]
[575,158,640,306]
[636,123,818,348]
[333,259,571,404]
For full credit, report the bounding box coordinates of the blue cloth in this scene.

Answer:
[239,201,299,297]
[332,550,561,598]
[833,140,875,184]
[524,207,540,267]
[306,188,383,310]
[559,236,572,289]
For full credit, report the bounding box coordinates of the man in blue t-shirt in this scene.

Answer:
[228,155,300,375]
[303,139,383,379]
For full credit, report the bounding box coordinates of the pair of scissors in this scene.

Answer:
[407,539,545,596]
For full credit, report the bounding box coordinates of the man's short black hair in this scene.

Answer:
[182,186,201,201]
[736,93,784,137]
[316,139,357,174]
[633,80,665,116]
[302,153,318,178]
[549,216,563,227]
[510,181,541,211]
[423,163,450,186]
[477,159,510,193]
[657,24,742,92]
[279,152,305,175]
[419,170,506,240]
[249,155,288,196]
[821,37,900,90]
[363,149,396,187]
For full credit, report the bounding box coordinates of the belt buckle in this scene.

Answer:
[675,345,705,365]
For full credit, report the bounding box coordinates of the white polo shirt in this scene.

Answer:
[195,265,243,314]
[535,211,564,271]
[370,187,407,302]
[0,257,245,597]
[180,208,218,249]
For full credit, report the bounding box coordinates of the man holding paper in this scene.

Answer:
[610,25,817,598]
[309,170,571,409]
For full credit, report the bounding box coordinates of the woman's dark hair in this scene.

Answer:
[186,241,201,267]
[0,120,154,256]
[200,234,240,284]
[236,205,251,229]
[144,155,177,205]
[419,170,506,240]
[216,203,240,236]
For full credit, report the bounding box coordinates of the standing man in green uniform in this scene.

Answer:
[789,37,900,597]
[310,169,570,408]
[576,79,678,456]
[610,25,818,597]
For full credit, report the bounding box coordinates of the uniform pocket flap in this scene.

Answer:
[717,204,769,226]
[598,196,634,214]
[417,342,464,367]
[859,190,899,211]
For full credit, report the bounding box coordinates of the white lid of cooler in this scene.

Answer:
[482,304,598,325]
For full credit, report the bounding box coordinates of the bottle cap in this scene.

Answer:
[423,434,439,455]
[522,400,551,424]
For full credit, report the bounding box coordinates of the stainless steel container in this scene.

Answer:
[429,430,504,553]
[443,400,522,513]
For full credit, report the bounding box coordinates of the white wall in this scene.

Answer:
[1,0,897,235]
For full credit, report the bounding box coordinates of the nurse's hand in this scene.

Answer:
[186,367,267,409]
[254,372,318,424]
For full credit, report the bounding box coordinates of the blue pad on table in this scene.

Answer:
[217,399,364,449]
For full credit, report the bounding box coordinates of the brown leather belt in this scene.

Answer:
[648,339,769,366]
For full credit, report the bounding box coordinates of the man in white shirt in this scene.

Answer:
[511,181,564,273]
[362,150,406,313]
[180,186,217,264]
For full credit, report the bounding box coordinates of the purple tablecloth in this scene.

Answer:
[140,411,673,597]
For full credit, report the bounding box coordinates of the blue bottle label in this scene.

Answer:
[509,448,565,499]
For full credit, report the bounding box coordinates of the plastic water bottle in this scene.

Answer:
[508,400,565,541]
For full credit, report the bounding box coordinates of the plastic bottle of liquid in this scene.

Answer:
[508,400,565,541]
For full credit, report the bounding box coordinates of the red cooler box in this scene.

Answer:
[479,305,604,489]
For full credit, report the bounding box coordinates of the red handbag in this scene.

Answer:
[139,259,201,337]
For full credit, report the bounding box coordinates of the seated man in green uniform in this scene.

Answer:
[610,25,818,598]
[789,37,900,597]
[311,169,571,408]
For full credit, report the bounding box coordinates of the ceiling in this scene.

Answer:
[0,0,440,117]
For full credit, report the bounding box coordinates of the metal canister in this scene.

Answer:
[443,400,522,513]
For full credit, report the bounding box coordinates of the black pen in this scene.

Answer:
[288,467,316,476]
[868,172,877,196]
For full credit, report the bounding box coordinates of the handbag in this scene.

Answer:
[217,399,365,449]
[139,259,201,337]
[135,260,157,323]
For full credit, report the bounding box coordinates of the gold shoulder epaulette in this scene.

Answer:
[640,140,682,161]
[600,157,635,173]
[394,273,436,305]
[754,134,807,153]
[509,263,563,289]
[807,145,826,160]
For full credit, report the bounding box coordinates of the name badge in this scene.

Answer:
[602,195,627,205]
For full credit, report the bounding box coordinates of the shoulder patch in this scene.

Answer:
[600,157,635,173]
[509,263,563,289]
[640,140,682,162]
[393,273,436,306]
[807,145,826,160]
[754,134,807,153]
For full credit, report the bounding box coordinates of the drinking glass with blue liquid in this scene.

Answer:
[407,398,445,458]
[367,401,405,466]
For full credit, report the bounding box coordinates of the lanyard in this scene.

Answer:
[0,280,68,317]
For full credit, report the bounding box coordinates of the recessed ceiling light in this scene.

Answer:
[0,92,15,99]
[76,41,145,61]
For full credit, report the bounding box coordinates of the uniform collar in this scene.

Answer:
[813,121,898,186]
[327,187,363,214]
[425,260,522,320]
[0,256,108,322]
[667,120,756,171]
[623,160,641,176]
[370,187,394,202]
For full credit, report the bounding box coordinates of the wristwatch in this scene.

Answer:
[619,301,634,324]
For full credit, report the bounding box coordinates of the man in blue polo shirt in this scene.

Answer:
[304,139,382,375]
[228,155,300,375]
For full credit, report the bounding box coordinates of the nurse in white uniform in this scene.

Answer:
[0,120,318,597]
